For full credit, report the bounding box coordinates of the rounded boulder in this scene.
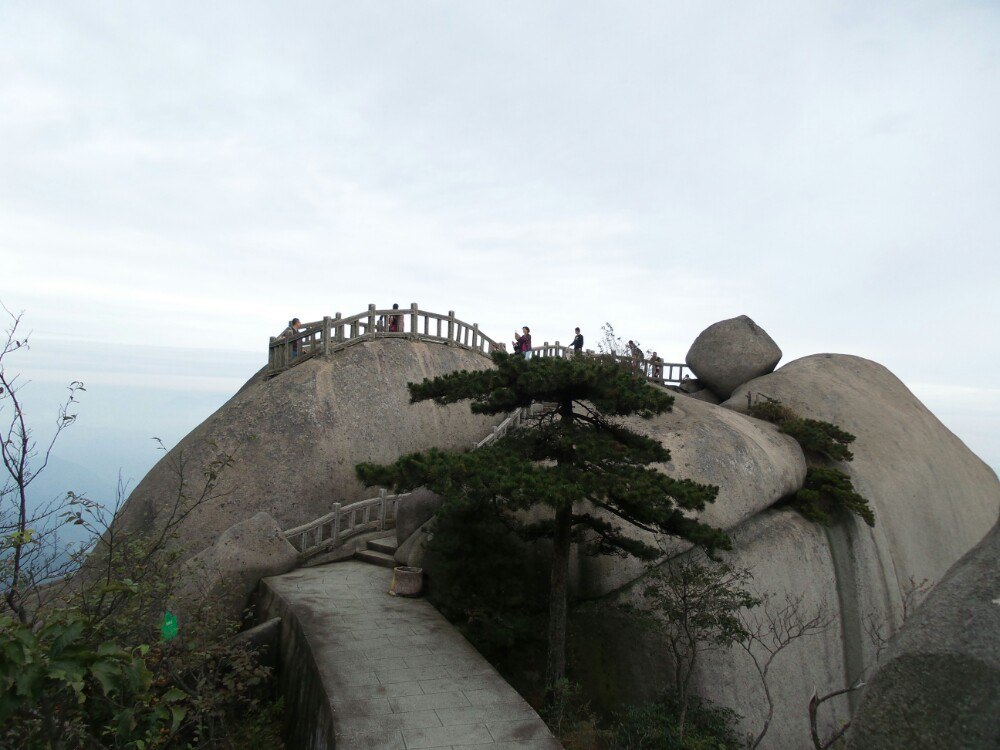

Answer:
[685,315,782,399]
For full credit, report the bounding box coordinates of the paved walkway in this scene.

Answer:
[262,561,561,749]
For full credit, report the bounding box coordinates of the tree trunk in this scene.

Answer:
[546,501,572,693]
[545,397,575,695]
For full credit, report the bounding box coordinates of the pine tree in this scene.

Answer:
[356,351,729,692]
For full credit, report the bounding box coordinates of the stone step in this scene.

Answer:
[354,549,397,569]
[367,536,398,555]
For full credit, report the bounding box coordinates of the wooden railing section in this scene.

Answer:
[268,304,500,373]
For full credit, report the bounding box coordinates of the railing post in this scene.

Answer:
[368,304,376,338]
[334,313,343,343]
[447,311,455,344]
[472,323,479,351]
[330,503,342,545]
[322,316,331,354]
[554,341,560,357]
[268,336,276,371]
[410,303,418,338]
[378,488,387,530]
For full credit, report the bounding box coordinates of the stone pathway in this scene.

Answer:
[261,561,561,749]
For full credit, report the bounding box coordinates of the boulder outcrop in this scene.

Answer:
[115,339,501,561]
[725,354,1000,625]
[571,353,999,748]
[686,315,782,398]
[395,487,444,545]
[174,512,298,626]
[575,393,807,597]
[846,521,1000,749]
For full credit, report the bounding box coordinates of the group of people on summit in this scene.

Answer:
[276,309,662,377]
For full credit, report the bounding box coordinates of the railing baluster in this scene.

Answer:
[378,488,387,530]
[331,502,342,542]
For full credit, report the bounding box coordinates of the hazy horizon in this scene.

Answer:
[3,1,998,507]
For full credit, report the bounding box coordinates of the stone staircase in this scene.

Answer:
[354,533,399,568]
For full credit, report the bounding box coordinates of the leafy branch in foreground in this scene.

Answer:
[358,351,729,694]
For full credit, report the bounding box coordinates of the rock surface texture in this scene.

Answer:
[395,488,444,545]
[575,394,806,597]
[174,512,298,624]
[115,339,501,560]
[685,315,782,398]
[846,521,1000,749]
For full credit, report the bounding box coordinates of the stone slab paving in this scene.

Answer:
[263,561,562,750]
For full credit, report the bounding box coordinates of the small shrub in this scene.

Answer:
[542,679,611,750]
[792,467,875,527]
[779,418,855,462]
[747,397,796,425]
[747,394,873,527]
[610,693,742,750]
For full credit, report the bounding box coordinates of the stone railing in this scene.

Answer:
[283,407,532,560]
[268,304,500,374]
[524,342,690,386]
[268,303,690,386]
[283,489,410,561]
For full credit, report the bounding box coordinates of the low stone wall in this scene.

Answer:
[257,582,337,750]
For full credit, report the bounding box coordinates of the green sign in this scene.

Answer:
[161,610,179,642]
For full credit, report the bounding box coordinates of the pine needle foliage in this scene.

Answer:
[748,396,854,461]
[747,394,874,528]
[356,351,729,691]
[796,467,875,528]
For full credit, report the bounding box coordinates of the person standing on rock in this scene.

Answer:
[513,326,532,358]
[388,303,403,333]
[279,318,302,359]
[651,352,662,381]
[627,340,643,372]
[571,327,584,355]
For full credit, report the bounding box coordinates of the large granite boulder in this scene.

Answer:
[846,522,1000,749]
[174,512,298,625]
[575,394,807,597]
[114,339,501,560]
[395,488,444,545]
[571,354,1000,748]
[686,315,782,399]
[725,354,1000,622]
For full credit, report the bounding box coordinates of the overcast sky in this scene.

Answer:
[2,1,998,496]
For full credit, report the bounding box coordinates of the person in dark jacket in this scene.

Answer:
[513,326,532,358]
[571,327,584,354]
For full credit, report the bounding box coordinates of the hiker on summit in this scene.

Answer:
[278,318,302,359]
[571,327,584,354]
[513,326,532,358]
[388,303,402,332]
[627,340,643,372]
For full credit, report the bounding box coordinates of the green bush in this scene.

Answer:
[778,418,855,462]
[747,397,796,425]
[748,394,873,527]
[792,466,876,527]
[610,693,742,750]
[0,608,274,749]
